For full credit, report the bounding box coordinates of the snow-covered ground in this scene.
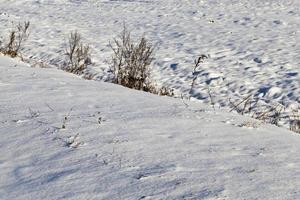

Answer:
[1,56,300,199]
[0,0,300,198]
[0,0,299,114]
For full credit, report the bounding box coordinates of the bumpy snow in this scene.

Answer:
[0,0,299,112]
[1,56,300,199]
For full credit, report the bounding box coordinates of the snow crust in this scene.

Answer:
[1,56,300,199]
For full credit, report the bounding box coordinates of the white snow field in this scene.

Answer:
[1,55,300,199]
[0,0,299,114]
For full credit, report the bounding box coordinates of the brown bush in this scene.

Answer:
[110,26,156,92]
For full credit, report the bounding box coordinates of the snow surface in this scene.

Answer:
[1,55,300,199]
[0,0,299,114]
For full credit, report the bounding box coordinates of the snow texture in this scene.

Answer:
[0,0,299,113]
[1,56,300,199]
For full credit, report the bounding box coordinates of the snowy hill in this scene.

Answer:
[1,55,300,199]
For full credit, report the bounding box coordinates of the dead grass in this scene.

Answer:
[289,110,300,134]
[0,21,30,58]
[229,95,286,126]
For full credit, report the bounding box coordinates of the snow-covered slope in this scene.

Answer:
[0,0,299,113]
[1,55,300,199]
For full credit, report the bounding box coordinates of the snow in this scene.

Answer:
[1,55,300,199]
[0,0,299,114]
[0,0,300,198]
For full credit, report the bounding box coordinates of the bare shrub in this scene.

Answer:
[110,26,156,92]
[0,21,30,58]
[63,31,91,75]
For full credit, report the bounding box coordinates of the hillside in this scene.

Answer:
[1,55,300,199]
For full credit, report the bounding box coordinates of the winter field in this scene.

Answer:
[0,0,300,199]
[0,0,299,111]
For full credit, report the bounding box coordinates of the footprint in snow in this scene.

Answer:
[134,164,176,180]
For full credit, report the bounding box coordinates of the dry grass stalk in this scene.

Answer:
[229,95,285,126]
[289,110,300,133]
[189,55,208,97]
[1,21,30,58]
